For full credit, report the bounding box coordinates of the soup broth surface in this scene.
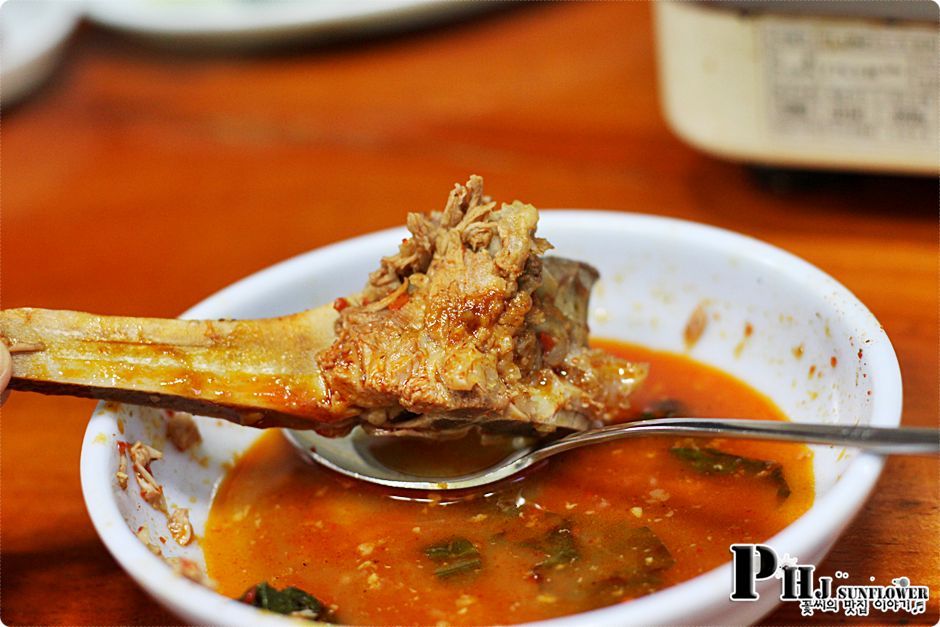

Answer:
[204,342,814,624]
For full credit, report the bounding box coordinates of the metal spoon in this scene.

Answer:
[285,418,939,491]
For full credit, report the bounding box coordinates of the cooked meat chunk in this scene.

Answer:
[116,447,129,490]
[167,411,202,452]
[168,507,194,546]
[317,176,646,436]
[2,176,644,437]
[130,441,168,513]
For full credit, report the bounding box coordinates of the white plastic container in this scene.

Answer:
[654,1,939,174]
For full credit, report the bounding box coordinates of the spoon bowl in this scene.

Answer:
[286,427,536,490]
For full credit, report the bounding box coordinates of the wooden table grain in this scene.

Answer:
[1,3,936,625]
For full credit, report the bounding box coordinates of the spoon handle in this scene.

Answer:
[532,418,939,461]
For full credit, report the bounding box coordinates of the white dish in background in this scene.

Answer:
[80,211,901,625]
[0,0,81,106]
[85,0,496,46]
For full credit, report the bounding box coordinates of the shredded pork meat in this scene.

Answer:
[167,411,202,451]
[168,507,194,546]
[130,441,168,513]
[317,176,646,436]
[116,450,129,490]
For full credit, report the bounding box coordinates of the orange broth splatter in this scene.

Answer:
[204,341,814,625]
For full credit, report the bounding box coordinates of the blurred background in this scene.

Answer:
[1,1,937,625]
[2,1,936,316]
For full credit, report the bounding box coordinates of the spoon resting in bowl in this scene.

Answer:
[287,417,939,491]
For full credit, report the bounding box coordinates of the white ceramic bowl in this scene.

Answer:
[80,212,901,626]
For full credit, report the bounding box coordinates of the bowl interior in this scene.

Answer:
[80,212,900,626]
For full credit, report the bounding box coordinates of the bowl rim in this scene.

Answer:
[80,210,902,626]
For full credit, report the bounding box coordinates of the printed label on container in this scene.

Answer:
[762,18,938,148]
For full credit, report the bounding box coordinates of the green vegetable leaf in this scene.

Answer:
[424,537,478,562]
[590,525,676,597]
[525,521,675,608]
[621,525,676,573]
[525,521,579,573]
[670,445,791,499]
[434,557,483,579]
[423,537,482,579]
[239,582,335,622]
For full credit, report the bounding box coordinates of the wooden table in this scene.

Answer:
[2,3,936,625]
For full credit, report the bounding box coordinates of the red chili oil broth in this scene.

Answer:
[203,341,814,625]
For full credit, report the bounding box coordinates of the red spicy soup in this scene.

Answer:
[204,342,814,624]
